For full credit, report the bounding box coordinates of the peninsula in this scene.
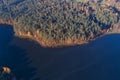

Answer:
[0,0,120,47]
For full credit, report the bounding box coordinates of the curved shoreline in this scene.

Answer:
[0,23,120,47]
[14,33,88,48]
[13,28,120,47]
[14,32,115,48]
[13,20,120,47]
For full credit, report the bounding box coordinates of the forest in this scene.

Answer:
[0,0,120,47]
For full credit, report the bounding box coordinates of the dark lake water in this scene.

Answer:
[0,24,120,80]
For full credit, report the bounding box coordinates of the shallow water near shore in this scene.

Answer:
[0,24,120,80]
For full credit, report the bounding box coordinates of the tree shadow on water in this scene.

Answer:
[0,24,40,80]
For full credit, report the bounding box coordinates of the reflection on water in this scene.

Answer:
[0,24,39,80]
[0,24,120,80]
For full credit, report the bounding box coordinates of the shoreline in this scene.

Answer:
[14,33,88,48]
[15,30,120,48]
[0,23,120,47]
[13,32,113,48]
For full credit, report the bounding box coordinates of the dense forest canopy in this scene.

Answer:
[0,0,120,47]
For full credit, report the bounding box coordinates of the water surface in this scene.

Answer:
[0,24,120,80]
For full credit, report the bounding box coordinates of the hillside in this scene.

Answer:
[0,0,120,47]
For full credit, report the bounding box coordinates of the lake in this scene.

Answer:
[0,24,120,80]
